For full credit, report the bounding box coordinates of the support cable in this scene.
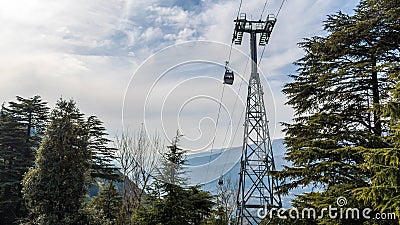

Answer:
[227,0,243,64]
[258,0,286,66]
[221,58,248,148]
[276,0,286,18]
[208,0,244,181]
[236,0,243,18]
[219,58,249,179]
[260,0,269,20]
[205,84,226,179]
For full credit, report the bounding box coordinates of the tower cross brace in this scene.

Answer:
[233,13,282,225]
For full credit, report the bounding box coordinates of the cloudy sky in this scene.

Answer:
[0,0,359,153]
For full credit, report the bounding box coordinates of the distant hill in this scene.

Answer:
[185,138,301,208]
[185,138,287,184]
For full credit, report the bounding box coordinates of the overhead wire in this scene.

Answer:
[227,0,243,64]
[276,0,286,18]
[210,85,226,154]
[205,84,226,179]
[258,0,286,66]
[236,0,243,18]
[221,58,248,148]
[205,0,244,183]
[221,0,244,151]
[219,58,249,177]
[260,0,269,20]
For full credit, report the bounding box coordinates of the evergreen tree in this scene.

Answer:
[0,107,27,224]
[87,115,120,181]
[186,186,214,225]
[0,96,49,224]
[6,95,49,148]
[353,57,400,223]
[157,132,187,185]
[85,181,122,225]
[153,132,190,225]
[133,133,214,225]
[276,0,399,224]
[22,99,90,224]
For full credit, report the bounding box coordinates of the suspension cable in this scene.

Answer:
[205,84,226,178]
[258,0,286,66]
[276,0,286,18]
[211,85,225,153]
[220,102,246,175]
[258,45,267,66]
[219,58,249,177]
[236,0,243,18]
[227,0,243,64]
[221,58,249,149]
[260,0,269,20]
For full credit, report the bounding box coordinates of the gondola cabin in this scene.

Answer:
[223,69,234,85]
[218,177,223,186]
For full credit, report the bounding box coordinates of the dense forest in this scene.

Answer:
[0,0,399,224]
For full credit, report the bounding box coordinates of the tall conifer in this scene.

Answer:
[277,0,399,224]
[22,99,90,224]
[0,95,49,224]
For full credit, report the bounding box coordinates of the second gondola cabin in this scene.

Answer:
[223,69,234,85]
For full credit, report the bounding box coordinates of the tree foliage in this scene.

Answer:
[133,132,214,225]
[0,106,28,224]
[87,115,120,181]
[20,98,123,224]
[0,96,222,225]
[0,95,49,224]
[277,0,399,224]
[85,181,122,225]
[157,132,187,185]
[22,99,90,224]
[353,44,400,221]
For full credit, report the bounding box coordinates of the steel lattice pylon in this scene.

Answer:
[233,13,282,225]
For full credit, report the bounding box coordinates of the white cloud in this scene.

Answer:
[149,5,191,27]
[141,27,164,42]
[164,28,197,43]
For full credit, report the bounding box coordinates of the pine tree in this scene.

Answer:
[133,132,214,225]
[6,95,49,148]
[0,107,27,224]
[0,96,49,224]
[85,181,122,225]
[87,115,120,181]
[153,132,190,225]
[157,132,187,185]
[276,0,399,224]
[353,56,400,223]
[186,186,214,225]
[22,99,90,224]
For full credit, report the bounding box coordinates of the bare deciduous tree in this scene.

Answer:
[216,176,236,224]
[115,125,163,223]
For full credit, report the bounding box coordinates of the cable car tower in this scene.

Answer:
[233,13,282,224]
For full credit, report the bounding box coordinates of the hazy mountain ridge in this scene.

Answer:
[185,138,298,207]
